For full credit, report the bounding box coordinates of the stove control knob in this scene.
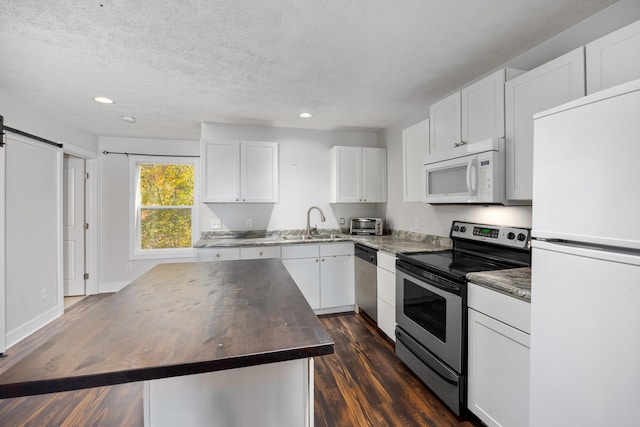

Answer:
[460,226,467,233]
[453,225,460,232]
[507,232,516,240]
[517,233,527,241]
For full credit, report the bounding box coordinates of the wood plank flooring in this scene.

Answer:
[314,313,479,427]
[0,296,479,426]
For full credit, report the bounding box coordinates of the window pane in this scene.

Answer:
[141,208,192,249]
[139,164,194,206]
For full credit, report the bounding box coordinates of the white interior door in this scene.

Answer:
[63,156,85,296]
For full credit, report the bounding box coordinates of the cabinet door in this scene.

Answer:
[429,92,461,153]
[361,148,387,203]
[282,258,320,309]
[241,142,279,203]
[330,146,361,202]
[402,119,429,202]
[201,141,240,202]
[320,255,354,308]
[468,308,530,427]
[462,69,506,143]
[505,47,585,201]
[586,19,640,95]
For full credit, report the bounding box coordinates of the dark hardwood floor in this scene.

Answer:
[0,296,479,426]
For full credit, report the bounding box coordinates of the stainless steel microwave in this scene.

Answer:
[350,218,384,235]
[422,138,505,204]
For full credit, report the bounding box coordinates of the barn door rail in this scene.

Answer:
[0,115,64,149]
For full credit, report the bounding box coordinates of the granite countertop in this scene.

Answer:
[466,267,531,302]
[194,229,452,255]
[0,260,333,399]
[349,235,451,255]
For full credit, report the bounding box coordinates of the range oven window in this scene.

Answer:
[403,278,447,342]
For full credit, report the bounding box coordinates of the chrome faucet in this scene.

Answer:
[306,206,326,236]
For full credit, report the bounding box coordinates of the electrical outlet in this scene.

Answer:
[126,263,133,271]
[291,155,298,166]
[340,217,345,225]
[414,218,420,230]
[41,288,47,301]
[246,218,253,228]
[210,219,222,229]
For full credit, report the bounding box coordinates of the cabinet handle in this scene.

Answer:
[236,198,239,201]
[216,253,221,258]
[322,258,325,262]
[259,251,263,256]
[316,259,319,263]
[242,198,246,202]
[364,199,367,202]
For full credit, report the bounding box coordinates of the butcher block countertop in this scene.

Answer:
[0,260,334,399]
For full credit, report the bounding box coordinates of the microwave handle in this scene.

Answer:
[466,159,477,194]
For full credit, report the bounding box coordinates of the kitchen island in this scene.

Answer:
[0,259,334,426]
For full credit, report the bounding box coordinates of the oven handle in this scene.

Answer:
[396,260,463,295]
[396,328,458,386]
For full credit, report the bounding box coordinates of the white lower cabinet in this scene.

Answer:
[282,256,320,309]
[196,247,241,262]
[376,252,396,341]
[282,243,354,313]
[467,283,530,427]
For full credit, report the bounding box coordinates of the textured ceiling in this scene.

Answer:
[0,0,616,140]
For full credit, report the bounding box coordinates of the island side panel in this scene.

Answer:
[144,358,313,427]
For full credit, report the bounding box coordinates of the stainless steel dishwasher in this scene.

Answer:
[355,243,377,322]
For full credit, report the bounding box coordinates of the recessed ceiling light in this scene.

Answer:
[93,96,114,104]
[299,112,313,118]
[121,116,136,123]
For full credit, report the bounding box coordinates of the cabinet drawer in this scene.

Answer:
[320,242,354,257]
[377,298,396,342]
[240,246,281,260]
[468,283,531,333]
[377,251,396,272]
[281,244,319,259]
[376,266,396,307]
[196,247,240,262]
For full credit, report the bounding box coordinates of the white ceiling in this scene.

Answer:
[0,0,616,140]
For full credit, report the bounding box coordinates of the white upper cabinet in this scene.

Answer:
[402,119,429,202]
[330,146,387,203]
[201,140,278,203]
[430,68,523,154]
[505,47,585,201]
[586,19,640,95]
[429,92,461,153]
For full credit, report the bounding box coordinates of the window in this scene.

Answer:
[129,156,199,259]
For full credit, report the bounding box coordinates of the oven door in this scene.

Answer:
[395,264,463,372]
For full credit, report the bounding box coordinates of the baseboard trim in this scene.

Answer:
[98,281,130,293]
[6,305,61,349]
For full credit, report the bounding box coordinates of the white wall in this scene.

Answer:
[382,0,640,237]
[200,123,384,232]
[98,136,200,292]
[1,90,97,350]
[0,90,98,153]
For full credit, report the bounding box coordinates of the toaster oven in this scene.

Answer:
[350,218,384,235]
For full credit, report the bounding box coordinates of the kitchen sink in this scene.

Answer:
[280,234,347,242]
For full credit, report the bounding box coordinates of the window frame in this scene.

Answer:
[129,155,199,260]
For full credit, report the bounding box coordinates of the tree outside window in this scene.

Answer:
[130,156,199,259]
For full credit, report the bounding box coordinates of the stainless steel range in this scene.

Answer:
[395,221,531,416]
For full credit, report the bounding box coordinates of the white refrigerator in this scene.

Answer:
[530,79,640,426]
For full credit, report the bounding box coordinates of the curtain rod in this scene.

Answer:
[102,150,199,158]
[0,115,64,149]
